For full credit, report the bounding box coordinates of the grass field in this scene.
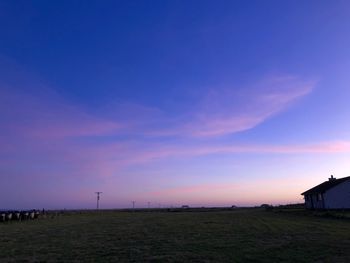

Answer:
[0,209,349,262]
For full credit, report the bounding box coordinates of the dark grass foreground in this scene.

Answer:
[0,209,349,262]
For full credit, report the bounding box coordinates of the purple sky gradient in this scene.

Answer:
[1,1,350,209]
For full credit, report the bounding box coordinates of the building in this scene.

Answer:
[301,175,350,209]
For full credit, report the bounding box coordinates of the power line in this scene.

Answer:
[95,192,102,210]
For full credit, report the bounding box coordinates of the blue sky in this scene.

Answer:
[1,1,350,209]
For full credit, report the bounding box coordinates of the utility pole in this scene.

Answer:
[132,201,135,210]
[148,202,150,209]
[95,192,102,210]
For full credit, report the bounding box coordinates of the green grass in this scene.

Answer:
[0,209,349,262]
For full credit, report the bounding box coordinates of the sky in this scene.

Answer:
[1,0,350,209]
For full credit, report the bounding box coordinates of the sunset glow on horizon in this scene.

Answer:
[1,1,350,209]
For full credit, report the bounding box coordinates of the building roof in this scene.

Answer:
[301,176,350,195]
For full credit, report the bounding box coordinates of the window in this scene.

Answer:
[317,193,323,201]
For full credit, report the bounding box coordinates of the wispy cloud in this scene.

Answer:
[0,68,322,196]
[143,75,315,138]
[1,73,316,142]
[111,140,350,166]
[182,75,316,137]
[0,77,344,182]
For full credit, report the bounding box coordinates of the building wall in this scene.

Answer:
[312,194,324,209]
[305,196,313,209]
[324,180,350,209]
[304,194,324,209]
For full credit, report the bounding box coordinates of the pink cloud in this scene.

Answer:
[43,140,348,182]
[0,59,334,208]
[108,140,350,167]
[182,75,316,137]
[0,73,316,143]
[0,70,325,187]
[2,83,348,183]
[97,140,350,171]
